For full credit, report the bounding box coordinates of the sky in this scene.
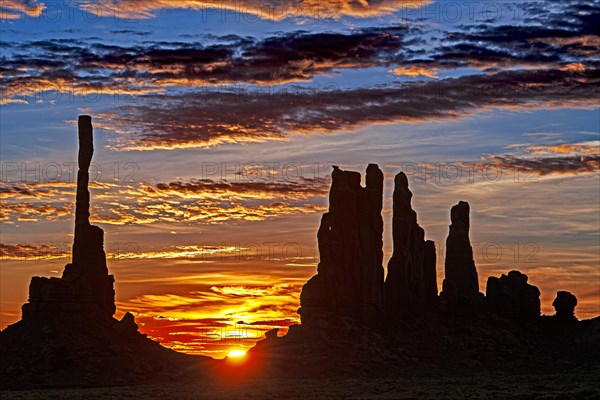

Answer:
[0,0,599,358]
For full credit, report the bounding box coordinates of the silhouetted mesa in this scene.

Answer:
[439,201,485,308]
[22,116,115,319]
[299,165,385,326]
[486,270,541,322]
[384,172,437,316]
[553,291,578,321]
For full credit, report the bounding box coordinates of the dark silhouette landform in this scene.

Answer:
[1,117,598,390]
[251,164,599,378]
[0,116,208,389]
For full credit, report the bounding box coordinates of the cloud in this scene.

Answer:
[93,200,325,225]
[149,177,329,200]
[0,176,327,225]
[561,63,588,73]
[0,0,44,19]
[507,141,600,156]
[431,0,600,70]
[0,181,73,199]
[118,281,303,357]
[111,245,242,260]
[481,154,600,176]
[98,68,600,150]
[474,140,600,176]
[0,184,56,198]
[0,28,410,104]
[0,242,248,261]
[0,243,70,261]
[0,201,73,223]
[391,66,437,78]
[2,0,598,105]
[76,0,429,20]
[0,181,123,223]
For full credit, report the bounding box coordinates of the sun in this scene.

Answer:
[227,349,246,358]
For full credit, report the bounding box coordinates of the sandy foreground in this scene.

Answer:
[2,369,599,400]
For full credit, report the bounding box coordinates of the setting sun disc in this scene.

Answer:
[227,349,246,358]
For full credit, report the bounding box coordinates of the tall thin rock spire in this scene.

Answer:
[22,115,115,319]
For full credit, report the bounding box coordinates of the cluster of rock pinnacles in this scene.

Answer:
[19,117,577,333]
[299,164,578,326]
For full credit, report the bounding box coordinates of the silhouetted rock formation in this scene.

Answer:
[553,291,578,321]
[0,116,206,389]
[253,165,598,382]
[21,116,115,320]
[299,165,384,326]
[486,270,540,322]
[384,172,437,315]
[439,201,484,307]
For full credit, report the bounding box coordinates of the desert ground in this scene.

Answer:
[3,367,600,400]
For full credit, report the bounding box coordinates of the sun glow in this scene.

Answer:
[227,349,246,358]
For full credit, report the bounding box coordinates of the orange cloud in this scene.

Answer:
[0,243,70,261]
[0,201,73,223]
[0,0,44,19]
[391,66,438,78]
[509,141,600,156]
[148,177,329,201]
[561,63,587,73]
[77,0,429,20]
[111,245,242,260]
[118,281,303,357]
[0,243,247,262]
[0,76,160,106]
[0,177,326,225]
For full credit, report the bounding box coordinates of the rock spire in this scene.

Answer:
[299,165,385,326]
[384,172,437,315]
[22,116,115,319]
[439,201,484,307]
